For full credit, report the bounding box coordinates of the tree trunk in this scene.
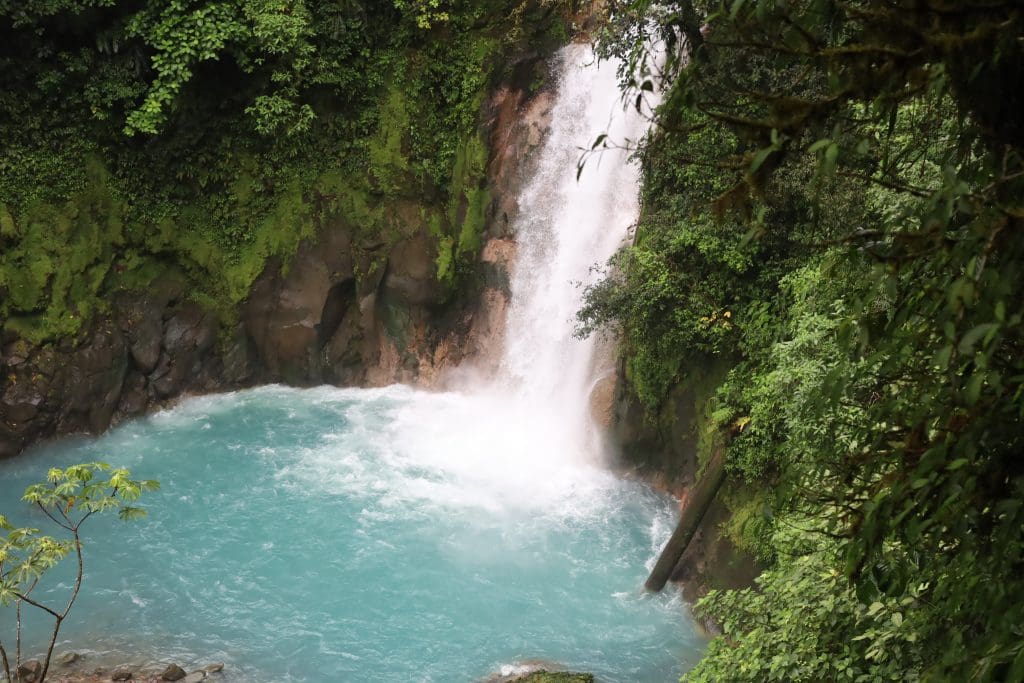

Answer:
[1,641,12,683]
[645,445,727,592]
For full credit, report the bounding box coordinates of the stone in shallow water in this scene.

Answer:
[182,672,206,683]
[57,651,81,666]
[513,673,594,683]
[487,664,595,683]
[160,663,187,681]
[111,667,133,681]
[202,663,225,673]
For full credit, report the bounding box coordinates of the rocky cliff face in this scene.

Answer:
[0,63,556,459]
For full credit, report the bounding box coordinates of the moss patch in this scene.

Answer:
[368,85,412,194]
[510,672,595,683]
[0,161,125,343]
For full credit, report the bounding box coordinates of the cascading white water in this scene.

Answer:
[372,43,658,513]
[491,42,652,461]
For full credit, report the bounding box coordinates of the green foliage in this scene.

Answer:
[393,0,450,30]
[449,131,491,274]
[123,2,250,136]
[0,463,157,683]
[686,526,926,683]
[0,0,567,342]
[582,1,1024,680]
[368,86,413,194]
[19,462,159,526]
[0,163,126,343]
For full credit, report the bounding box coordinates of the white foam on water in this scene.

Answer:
[268,387,616,520]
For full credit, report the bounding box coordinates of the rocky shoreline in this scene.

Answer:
[17,652,593,683]
[15,655,225,683]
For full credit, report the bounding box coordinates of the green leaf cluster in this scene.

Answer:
[687,526,926,683]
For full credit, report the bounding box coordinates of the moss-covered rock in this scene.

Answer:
[510,672,594,683]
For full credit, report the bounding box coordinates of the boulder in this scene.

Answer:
[0,426,23,458]
[484,662,594,683]
[57,651,81,666]
[120,298,164,374]
[182,672,206,683]
[163,304,216,356]
[1,385,41,421]
[148,303,216,398]
[110,666,132,681]
[512,673,594,683]
[160,664,187,681]
[116,371,149,417]
[16,659,42,682]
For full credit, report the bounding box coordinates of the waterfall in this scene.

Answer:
[489,43,653,461]
[374,43,658,512]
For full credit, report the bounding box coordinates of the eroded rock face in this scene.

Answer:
[242,214,447,387]
[427,72,556,382]
[382,228,445,307]
[245,248,343,385]
[487,86,555,238]
[1,288,253,457]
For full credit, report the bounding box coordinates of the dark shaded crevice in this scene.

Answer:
[317,279,356,349]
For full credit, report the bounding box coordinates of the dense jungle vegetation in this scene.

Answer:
[0,0,565,343]
[582,0,1024,680]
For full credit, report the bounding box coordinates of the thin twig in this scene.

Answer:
[11,592,60,620]
[35,503,72,532]
[39,528,85,683]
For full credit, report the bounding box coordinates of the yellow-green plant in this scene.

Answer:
[0,464,158,683]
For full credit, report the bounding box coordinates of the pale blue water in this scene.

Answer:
[0,385,702,681]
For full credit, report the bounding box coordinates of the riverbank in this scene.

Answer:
[14,656,223,683]
[28,651,591,682]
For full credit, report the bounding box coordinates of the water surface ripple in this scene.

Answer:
[0,385,702,682]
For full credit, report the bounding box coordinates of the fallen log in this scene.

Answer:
[645,445,728,592]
